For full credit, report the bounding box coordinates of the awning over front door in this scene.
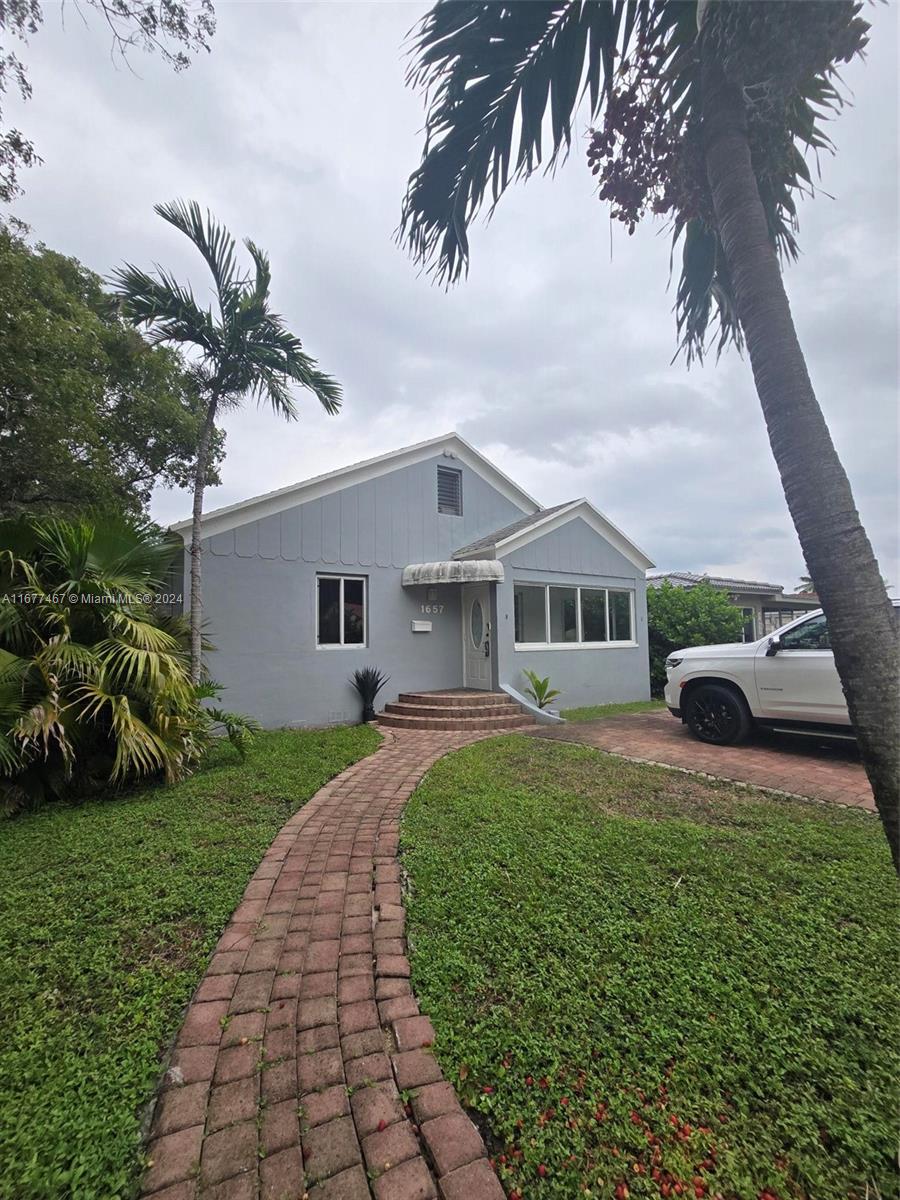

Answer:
[401,560,504,587]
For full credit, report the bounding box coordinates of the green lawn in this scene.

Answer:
[402,736,898,1200]
[562,699,665,722]
[0,725,380,1200]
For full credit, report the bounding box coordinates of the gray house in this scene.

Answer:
[172,433,654,727]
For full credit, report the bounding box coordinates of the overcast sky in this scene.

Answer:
[8,1,898,590]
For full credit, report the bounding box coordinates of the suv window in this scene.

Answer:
[779,613,831,651]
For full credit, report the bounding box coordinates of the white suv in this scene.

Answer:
[663,605,897,746]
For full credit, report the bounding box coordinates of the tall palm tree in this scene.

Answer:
[113,201,342,683]
[399,1,899,870]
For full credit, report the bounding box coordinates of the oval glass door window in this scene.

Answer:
[470,599,484,648]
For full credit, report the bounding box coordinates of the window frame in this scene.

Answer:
[316,573,368,649]
[513,582,637,650]
[777,612,831,652]
[437,465,463,516]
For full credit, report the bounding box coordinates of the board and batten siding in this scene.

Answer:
[204,457,524,569]
[189,454,527,727]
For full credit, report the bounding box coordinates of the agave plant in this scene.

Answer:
[350,667,390,723]
[0,514,254,813]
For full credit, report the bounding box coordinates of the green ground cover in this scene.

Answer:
[402,735,897,1200]
[562,700,666,722]
[0,725,380,1199]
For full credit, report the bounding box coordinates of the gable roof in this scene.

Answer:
[455,498,654,572]
[171,432,540,542]
[649,571,783,595]
[452,501,576,557]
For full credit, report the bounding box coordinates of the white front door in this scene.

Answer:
[462,583,492,689]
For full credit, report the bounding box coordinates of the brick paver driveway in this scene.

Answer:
[141,727,505,1200]
[531,708,875,811]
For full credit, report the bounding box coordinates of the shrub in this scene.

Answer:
[0,514,253,812]
[350,667,390,723]
[647,581,744,694]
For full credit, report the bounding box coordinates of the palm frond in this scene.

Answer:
[111,262,220,355]
[155,199,241,304]
[399,0,626,283]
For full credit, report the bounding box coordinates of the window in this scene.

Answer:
[514,584,546,643]
[437,466,462,515]
[779,613,830,651]
[763,607,808,635]
[317,575,366,646]
[741,608,755,642]
[513,583,635,647]
[549,586,578,642]
[580,588,608,642]
[608,590,632,641]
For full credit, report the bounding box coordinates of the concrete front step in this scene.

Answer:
[384,700,518,720]
[397,690,516,709]
[378,711,535,731]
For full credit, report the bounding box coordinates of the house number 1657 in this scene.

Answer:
[420,604,444,614]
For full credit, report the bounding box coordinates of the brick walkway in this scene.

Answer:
[141,727,506,1200]
[531,709,875,811]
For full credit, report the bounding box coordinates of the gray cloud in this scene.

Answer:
[6,0,897,592]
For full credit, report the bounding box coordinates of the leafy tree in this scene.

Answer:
[0,224,222,518]
[399,1,899,870]
[647,581,743,695]
[0,513,255,813]
[797,575,816,594]
[0,0,214,201]
[112,201,342,683]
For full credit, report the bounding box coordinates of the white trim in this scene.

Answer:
[172,432,540,542]
[456,499,654,572]
[316,573,367,648]
[513,582,637,649]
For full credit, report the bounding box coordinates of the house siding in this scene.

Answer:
[191,454,526,727]
[497,519,651,709]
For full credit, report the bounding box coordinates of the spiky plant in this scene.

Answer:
[350,667,391,723]
[0,514,252,812]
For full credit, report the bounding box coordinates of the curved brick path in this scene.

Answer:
[141,727,507,1200]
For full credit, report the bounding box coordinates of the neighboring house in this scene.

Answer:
[171,433,654,727]
[648,571,820,642]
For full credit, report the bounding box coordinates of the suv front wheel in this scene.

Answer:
[684,684,753,746]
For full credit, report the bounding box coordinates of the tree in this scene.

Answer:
[112,201,342,683]
[0,0,214,202]
[797,575,816,594]
[398,1,899,870]
[0,513,254,812]
[0,223,222,518]
[647,581,743,695]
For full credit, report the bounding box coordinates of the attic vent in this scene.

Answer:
[437,465,462,515]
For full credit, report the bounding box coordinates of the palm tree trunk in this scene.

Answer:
[189,395,219,685]
[701,58,899,871]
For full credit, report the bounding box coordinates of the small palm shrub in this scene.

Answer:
[0,514,255,813]
[522,668,561,710]
[350,667,390,723]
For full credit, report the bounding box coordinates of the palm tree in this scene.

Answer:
[0,514,196,809]
[113,201,342,683]
[398,1,899,870]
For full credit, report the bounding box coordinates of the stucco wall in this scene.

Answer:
[190,454,525,727]
[496,518,651,709]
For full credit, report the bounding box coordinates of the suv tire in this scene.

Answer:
[684,683,753,746]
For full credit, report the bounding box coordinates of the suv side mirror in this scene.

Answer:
[766,636,781,657]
